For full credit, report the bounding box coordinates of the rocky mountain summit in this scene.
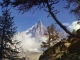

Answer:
[26,20,47,38]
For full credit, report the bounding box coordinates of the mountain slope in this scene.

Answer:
[13,20,47,52]
[26,20,47,38]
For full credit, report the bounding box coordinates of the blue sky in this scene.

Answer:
[0,1,77,32]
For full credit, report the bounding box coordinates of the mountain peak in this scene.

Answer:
[37,20,43,27]
[27,20,47,38]
[38,20,42,24]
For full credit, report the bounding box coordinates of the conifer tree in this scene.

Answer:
[0,8,20,60]
[41,24,59,49]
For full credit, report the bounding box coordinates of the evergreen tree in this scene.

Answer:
[0,8,20,60]
[41,24,59,49]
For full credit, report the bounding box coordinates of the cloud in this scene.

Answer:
[63,21,80,31]
[13,32,47,52]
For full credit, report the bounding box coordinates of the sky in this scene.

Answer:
[0,0,77,32]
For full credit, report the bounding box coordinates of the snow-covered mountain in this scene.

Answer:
[13,20,47,52]
[14,20,68,41]
[14,20,47,39]
[26,20,47,38]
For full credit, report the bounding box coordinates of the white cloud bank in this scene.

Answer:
[63,21,80,31]
[13,32,47,52]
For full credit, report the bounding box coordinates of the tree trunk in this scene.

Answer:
[46,2,76,37]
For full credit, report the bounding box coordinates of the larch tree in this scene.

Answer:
[41,24,59,49]
[0,8,20,60]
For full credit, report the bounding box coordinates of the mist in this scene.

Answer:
[13,32,47,52]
